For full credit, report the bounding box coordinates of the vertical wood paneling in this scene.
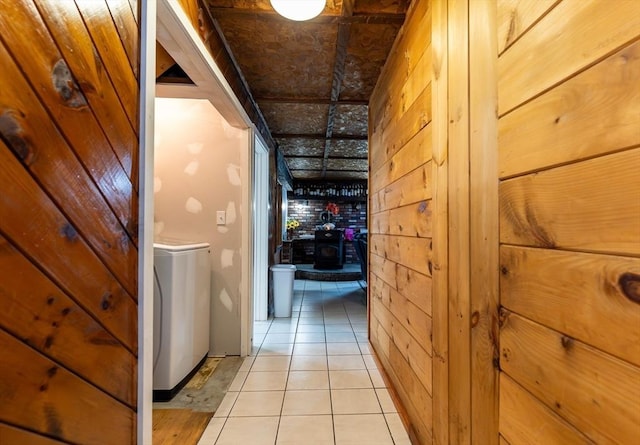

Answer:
[0,0,139,442]
[469,1,499,443]
[430,0,450,442]
[446,0,471,441]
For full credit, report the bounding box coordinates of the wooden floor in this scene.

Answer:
[152,409,213,445]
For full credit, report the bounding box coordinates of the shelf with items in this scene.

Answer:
[288,180,368,200]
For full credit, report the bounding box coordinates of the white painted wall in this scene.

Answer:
[154,97,249,356]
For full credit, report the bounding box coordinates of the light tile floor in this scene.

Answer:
[198,279,411,445]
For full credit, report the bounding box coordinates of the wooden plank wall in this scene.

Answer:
[497,1,640,444]
[0,0,139,443]
[371,0,639,444]
[368,1,434,443]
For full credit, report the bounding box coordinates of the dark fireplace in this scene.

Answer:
[314,230,344,269]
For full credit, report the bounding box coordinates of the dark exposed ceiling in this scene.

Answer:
[204,0,409,181]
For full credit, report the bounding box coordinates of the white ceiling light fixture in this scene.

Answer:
[270,0,326,21]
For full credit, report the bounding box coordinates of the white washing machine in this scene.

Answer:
[153,241,211,401]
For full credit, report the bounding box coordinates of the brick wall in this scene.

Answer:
[287,198,367,263]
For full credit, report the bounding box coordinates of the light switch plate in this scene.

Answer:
[216,210,226,225]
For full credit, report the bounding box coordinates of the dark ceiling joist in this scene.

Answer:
[290,169,368,173]
[321,0,355,178]
[256,97,367,106]
[273,133,367,140]
[207,8,405,25]
[285,155,367,160]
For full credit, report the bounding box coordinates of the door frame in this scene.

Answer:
[140,0,257,441]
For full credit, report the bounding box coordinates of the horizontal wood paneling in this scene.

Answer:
[497,1,640,443]
[370,0,432,132]
[499,39,640,178]
[370,253,399,288]
[498,0,640,115]
[371,84,432,165]
[388,285,433,357]
[396,264,432,315]
[372,161,433,213]
[496,0,558,55]
[0,423,66,445]
[370,305,434,443]
[499,149,640,255]
[0,235,136,406]
[370,235,431,276]
[499,373,595,445]
[371,123,432,189]
[0,329,134,444]
[371,201,432,238]
[369,2,435,444]
[500,245,640,367]
[500,311,640,444]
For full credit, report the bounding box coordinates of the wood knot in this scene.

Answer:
[0,110,33,163]
[500,266,508,276]
[561,335,574,350]
[618,272,640,304]
[61,223,78,241]
[101,293,113,310]
[498,307,510,327]
[471,311,480,328]
[52,59,88,108]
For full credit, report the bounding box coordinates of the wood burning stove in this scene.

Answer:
[314,230,344,269]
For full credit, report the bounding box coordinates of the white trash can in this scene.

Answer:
[271,264,297,317]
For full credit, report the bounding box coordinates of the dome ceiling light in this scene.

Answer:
[270,0,326,21]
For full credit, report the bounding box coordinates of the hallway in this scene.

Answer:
[196,280,411,444]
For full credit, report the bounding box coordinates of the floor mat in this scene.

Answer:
[184,357,222,390]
